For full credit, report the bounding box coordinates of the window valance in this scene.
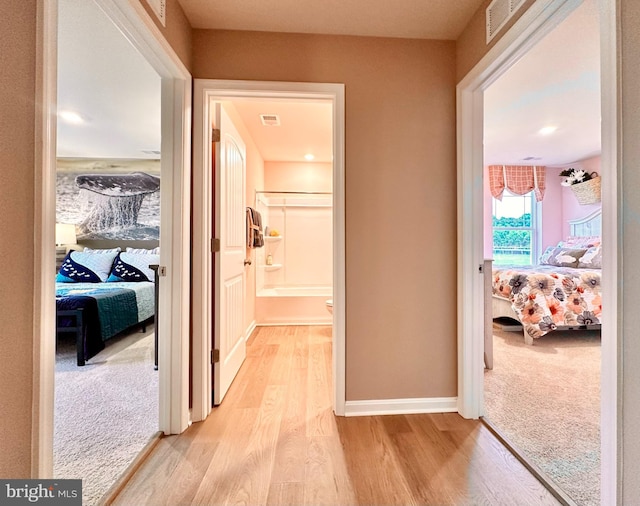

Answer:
[488,165,546,202]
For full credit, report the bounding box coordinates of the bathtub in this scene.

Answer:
[256,286,333,325]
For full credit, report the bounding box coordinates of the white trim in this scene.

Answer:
[94,0,192,436]
[344,397,458,417]
[598,0,619,503]
[190,84,213,422]
[191,79,346,420]
[457,0,617,503]
[36,0,192,475]
[245,321,257,341]
[33,0,58,477]
[256,321,332,327]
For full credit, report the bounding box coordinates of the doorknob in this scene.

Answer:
[244,259,252,266]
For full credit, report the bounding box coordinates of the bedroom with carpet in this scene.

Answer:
[53,0,163,503]
[54,157,161,506]
[481,1,602,505]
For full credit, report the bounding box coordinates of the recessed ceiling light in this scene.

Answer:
[538,126,557,135]
[59,110,84,124]
[304,154,315,161]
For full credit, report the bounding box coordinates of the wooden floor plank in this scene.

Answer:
[266,482,305,506]
[113,325,561,506]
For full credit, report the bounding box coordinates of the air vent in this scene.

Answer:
[486,0,525,44]
[141,149,161,155]
[260,114,280,126]
[522,156,542,161]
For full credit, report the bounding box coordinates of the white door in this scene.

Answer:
[213,103,247,405]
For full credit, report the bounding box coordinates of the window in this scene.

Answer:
[492,190,540,265]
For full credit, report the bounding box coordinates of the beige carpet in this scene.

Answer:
[54,327,158,506]
[484,325,600,506]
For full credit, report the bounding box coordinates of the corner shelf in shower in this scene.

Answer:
[265,235,283,241]
[263,263,283,271]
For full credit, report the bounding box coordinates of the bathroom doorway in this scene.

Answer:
[192,80,346,420]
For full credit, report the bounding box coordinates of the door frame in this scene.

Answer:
[456,0,617,503]
[34,0,192,476]
[192,80,346,421]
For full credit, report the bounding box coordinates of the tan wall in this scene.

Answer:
[264,162,333,193]
[0,0,37,477]
[137,0,193,72]
[456,0,536,82]
[193,31,458,400]
[621,0,640,499]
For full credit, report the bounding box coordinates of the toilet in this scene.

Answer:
[325,299,333,314]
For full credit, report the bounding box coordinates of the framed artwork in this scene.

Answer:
[56,159,160,241]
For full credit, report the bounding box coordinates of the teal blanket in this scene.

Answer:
[56,285,138,341]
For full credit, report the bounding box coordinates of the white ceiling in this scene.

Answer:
[230,100,333,162]
[484,0,600,166]
[57,0,161,159]
[177,0,486,40]
[57,0,601,167]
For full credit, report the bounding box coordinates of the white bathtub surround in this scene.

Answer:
[256,290,333,325]
[255,191,333,325]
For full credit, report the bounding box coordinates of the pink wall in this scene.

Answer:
[263,161,332,192]
[483,156,602,259]
[541,167,564,248]
[557,156,602,238]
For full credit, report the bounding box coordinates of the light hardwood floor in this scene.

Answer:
[111,325,560,505]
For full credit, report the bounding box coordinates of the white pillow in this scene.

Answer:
[83,247,121,253]
[57,250,118,282]
[126,247,159,254]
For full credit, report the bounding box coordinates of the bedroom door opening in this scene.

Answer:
[457,0,617,504]
[53,1,164,501]
[38,0,191,480]
[482,10,603,506]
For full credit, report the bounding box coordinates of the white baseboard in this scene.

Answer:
[344,397,458,417]
[256,321,331,327]
[244,320,257,341]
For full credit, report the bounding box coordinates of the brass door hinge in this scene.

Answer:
[212,128,221,142]
[212,349,220,363]
[212,238,220,252]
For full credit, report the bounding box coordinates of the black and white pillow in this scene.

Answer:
[107,252,160,282]
[56,250,118,283]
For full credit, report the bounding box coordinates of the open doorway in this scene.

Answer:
[481,3,602,504]
[53,1,161,502]
[191,80,345,421]
[457,0,617,504]
[36,0,192,492]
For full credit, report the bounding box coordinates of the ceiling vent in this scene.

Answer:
[486,0,525,44]
[260,114,281,127]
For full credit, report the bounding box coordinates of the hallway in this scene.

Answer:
[112,325,560,505]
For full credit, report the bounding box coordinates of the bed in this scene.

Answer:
[55,247,158,365]
[489,209,602,345]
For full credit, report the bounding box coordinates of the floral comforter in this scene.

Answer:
[492,265,602,339]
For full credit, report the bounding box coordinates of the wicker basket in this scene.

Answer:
[571,176,601,205]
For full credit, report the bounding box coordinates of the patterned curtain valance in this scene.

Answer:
[488,165,546,202]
